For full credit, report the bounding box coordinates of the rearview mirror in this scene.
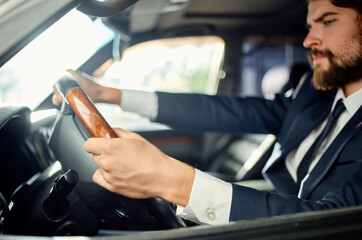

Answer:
[77,0,139,17]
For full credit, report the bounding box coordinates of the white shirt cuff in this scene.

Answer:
[176,169,232,225]
[121,89,158,120]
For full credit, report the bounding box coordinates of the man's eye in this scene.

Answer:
[324,19,336,26]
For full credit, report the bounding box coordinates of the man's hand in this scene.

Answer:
[52,85,63,106]
[84,128,196,207]
[52,69,122,106]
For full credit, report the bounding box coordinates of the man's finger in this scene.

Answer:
[93,169,114,192]
[113,127,142,140]
[52,85,63,106]
[93,169,106,187]
[91,153,102,167]
[84,138,108,155]
[113,128,129,138]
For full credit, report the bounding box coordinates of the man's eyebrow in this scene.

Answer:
[306,12,338,29]
[313,12,339,23]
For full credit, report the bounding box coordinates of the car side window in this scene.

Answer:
[239,39,309,97]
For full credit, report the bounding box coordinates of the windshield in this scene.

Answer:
[0,9,114,110]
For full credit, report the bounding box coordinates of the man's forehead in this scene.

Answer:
[307,0,353,22]
[307,0,336,19]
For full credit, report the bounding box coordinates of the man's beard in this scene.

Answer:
[309,42,362,91]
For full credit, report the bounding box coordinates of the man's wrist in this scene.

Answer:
[100,86,122,105]
[159,157,195,207]
[177,169,232,225]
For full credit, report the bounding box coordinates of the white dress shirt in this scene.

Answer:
[285,88,362,183]
[121,88,362,225]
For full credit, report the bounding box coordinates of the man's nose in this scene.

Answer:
[303,29,322,49]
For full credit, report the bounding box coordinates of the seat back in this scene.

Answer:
[234,62,310,180]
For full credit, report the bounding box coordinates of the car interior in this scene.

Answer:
[0,0,362,239]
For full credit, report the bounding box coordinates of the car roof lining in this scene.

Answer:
[122,0,307,35]
[0,0,81,67]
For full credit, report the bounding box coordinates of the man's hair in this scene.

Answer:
[330,0,362,18]
[307,0,362,19]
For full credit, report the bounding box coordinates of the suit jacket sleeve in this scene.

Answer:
[229,165,362,221]
[156,92,291,135]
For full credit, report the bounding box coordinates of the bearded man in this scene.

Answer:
[53,0,362,224]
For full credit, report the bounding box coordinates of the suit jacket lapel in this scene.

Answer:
[263,79,337,194]
[267,82,335,170]
[263,101,333,194]
[299,106,362,199]
[280,99,332,154]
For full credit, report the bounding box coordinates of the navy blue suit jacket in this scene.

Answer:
[155,77,362,221]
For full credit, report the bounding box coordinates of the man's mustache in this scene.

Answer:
[309,49,335,59]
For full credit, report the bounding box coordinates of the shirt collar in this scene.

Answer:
[333,88,362,116]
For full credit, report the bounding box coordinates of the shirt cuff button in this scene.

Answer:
[207,211,216,221]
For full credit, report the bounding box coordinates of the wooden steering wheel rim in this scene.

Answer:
[65,87,117,139]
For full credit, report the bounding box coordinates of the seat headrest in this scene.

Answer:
[262,63,310,99]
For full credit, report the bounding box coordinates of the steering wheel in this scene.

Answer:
[49,73,185,229]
